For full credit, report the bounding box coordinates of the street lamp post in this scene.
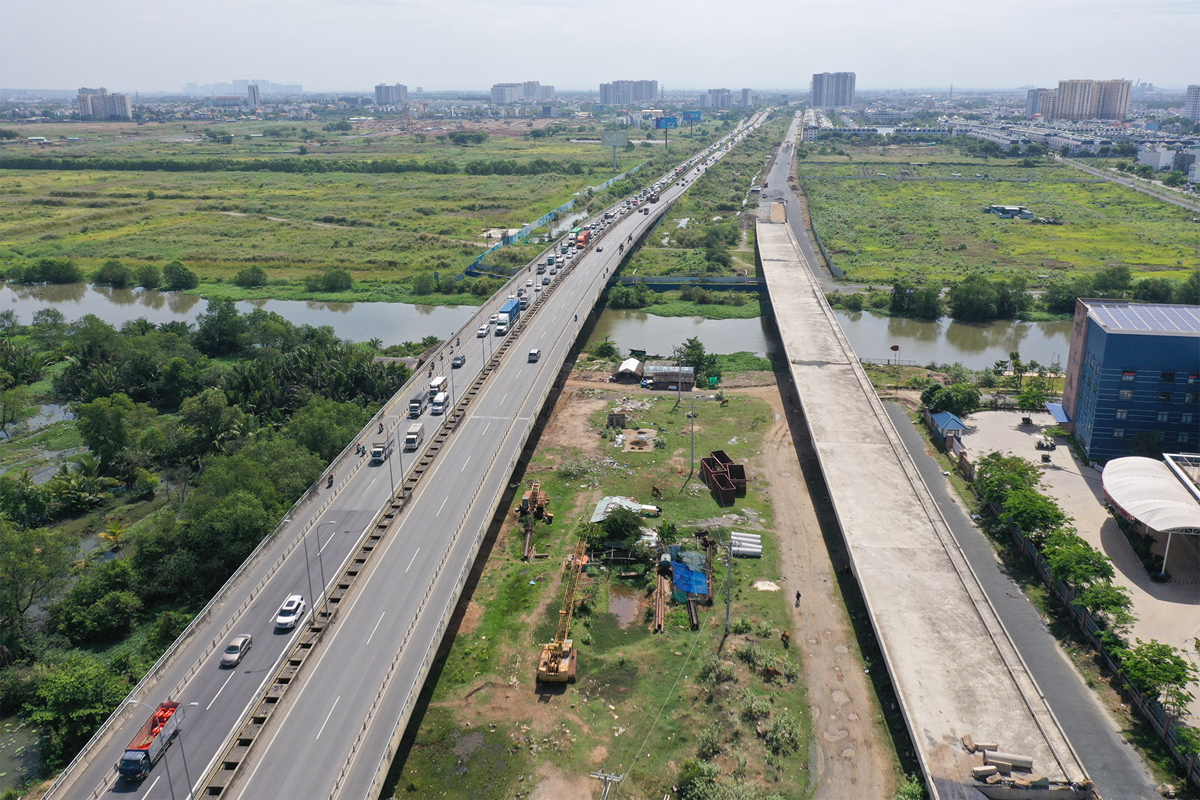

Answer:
[315,520,334,611]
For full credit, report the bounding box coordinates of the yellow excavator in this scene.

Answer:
[537,540,587,684]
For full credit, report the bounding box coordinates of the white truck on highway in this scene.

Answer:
[370,434,395,463]
[431,391,448,416]
[404,423,425,451]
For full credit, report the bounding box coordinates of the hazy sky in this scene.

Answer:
[2,0,1197,93]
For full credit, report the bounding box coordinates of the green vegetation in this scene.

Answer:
[387,390,815,800]
[0,302,418,783]
[799,158,1200,288]
[0,125,691,303]
[615,115,788,293]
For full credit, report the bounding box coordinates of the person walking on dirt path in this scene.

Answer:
[795,590,801,607]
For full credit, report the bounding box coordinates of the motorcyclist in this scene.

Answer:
[378,422,384,434]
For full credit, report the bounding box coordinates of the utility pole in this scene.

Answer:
[590,769,623,800]
[724,538,733,635]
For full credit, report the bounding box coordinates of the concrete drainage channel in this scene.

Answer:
[196,205,603,799]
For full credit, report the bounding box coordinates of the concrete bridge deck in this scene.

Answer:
[756,218,1090,799]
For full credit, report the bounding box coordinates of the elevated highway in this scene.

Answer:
[49,111,770,800]
[755,114,1090,799]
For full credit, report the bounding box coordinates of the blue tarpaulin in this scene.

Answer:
[672,561,708,595]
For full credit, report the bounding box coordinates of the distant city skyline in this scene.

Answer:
[1,0,1196,92]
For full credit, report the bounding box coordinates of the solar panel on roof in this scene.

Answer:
[1088,301,1200,334]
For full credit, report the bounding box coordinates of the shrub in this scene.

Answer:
[696,723,724,760]
[731,615,753,635]
[763,711,801,755]
[740,691,771,722]
[235,266,268,287]
[697,655,738,685]
[135,264,161,289]
[304,267,353,293]
[93,259,132,288]
[163,260,199,290]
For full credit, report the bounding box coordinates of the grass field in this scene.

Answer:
[386,388,813,800]
[797,160,1200,286]
[0,123,686,294]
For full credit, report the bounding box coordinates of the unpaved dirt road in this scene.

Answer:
[740,384,896,799]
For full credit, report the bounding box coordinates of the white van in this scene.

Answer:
[431,391,448,415]
[528,349,541,363]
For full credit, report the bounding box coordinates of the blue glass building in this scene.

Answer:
[1061,300,1200,463]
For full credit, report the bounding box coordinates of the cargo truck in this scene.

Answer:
[404,423,425,451]
[428,376,446,398]
[408,392,430,418]
[117,702,180,782]
[499,297,520,325]
[576,229,592,248]
[536,262,546,274]
[370,434,395,463]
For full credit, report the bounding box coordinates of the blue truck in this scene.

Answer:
[496,297,521,336]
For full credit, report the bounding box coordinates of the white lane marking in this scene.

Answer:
[314,695,340,740]
[144,775,161,797]
[437,497,448,516]
[501,393,509,406]
[406,548,421,573]
[366,612,387,645]
[318,527,339,555]
[206,670,238,711]
[461,455,472,472]
[482,421,491,436]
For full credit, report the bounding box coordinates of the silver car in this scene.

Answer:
[221,634,252,667]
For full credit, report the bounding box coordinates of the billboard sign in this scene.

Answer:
[682,111,702,122]
[655,116,678,130]
[599,131,629,147]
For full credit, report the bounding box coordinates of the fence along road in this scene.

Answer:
[45,112,766,800]
[752,115,1090,799]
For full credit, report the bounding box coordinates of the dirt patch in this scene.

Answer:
[620,428,656,452]
[735,384,896,799]
[458,600,484,634]
[529,761,592,800]
[720,370,777,388]
[542,388,608,457]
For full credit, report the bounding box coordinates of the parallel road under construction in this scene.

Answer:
[48,110,770,800]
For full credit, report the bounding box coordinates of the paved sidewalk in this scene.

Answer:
[884,403,1158,799]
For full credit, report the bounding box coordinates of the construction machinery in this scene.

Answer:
[519,480,549,519]
[537,540,587,683]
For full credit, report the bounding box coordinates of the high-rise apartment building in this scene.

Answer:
[1095,79,1131,120]
[741,88,753,107]
[598,80,658,106]
[374,83,408,106]
[701,88,732,109]
[1052,79,1130,121]
[489,82,552,105]
[77,87,132,119]
[247,84,260,107]
[810,72,855,107]
[1182,85,1200,122]
[1024,88,1055,118]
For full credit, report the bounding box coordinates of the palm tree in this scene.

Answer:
[98,519,129,551]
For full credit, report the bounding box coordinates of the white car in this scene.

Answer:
[275,595,306,630]
[476,326,488,338]
[489,314,499,325]
[526,279,534,287]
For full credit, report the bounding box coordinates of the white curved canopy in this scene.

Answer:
[1102,457,1200,534]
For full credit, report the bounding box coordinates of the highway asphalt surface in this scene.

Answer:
[232,113,768,800]
[54,113,766,800]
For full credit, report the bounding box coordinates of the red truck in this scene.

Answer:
[117,702,180,781]
[575,229,592,248]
